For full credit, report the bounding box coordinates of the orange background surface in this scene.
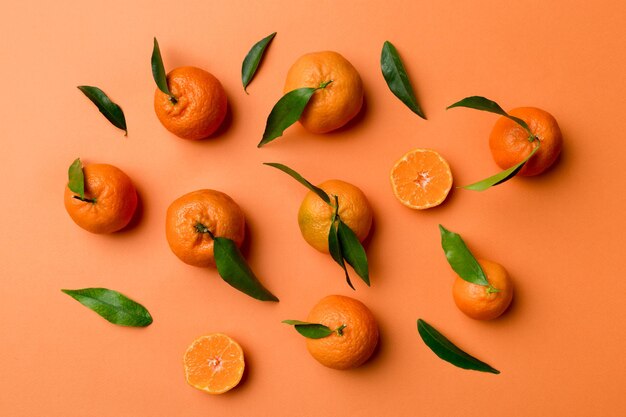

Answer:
[2,1,626,416]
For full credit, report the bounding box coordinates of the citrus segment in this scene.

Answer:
[390,149,453,209]
[305,295,378,370]
[183,333,245,394]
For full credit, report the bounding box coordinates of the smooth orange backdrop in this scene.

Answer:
[2,1,625,416]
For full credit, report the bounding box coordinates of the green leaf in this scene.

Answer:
[446,96,532,136]
[258,81,331,147]
[151,37,175,100]
[213,237,279,302]
[77,86,127,135]
[460,144,540,191]
[380,41,426,119]
[417,319,500,374]
[337,220,370,286]
[68,158,85,200]
[329,220,354,290]
[282,320,334,339]
[439,225,489,286]
[242,32,276,93]
[263,162,330,204]
[61,288,153,327]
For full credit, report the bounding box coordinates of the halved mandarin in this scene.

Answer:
[390,149,453,209]
[183,333,245,394]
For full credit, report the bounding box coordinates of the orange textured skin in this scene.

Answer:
[452,259,514,320]
[297,180,372,253]
[165,190,245,267]
[183,333,245,395]
[305,295,378,370]
[390,149,453,209]
[64,164,137,234]
[489,107,562,176]
[283,51,363,134]
[154,66,228,140]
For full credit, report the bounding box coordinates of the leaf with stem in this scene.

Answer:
[263,162,330,204]
[242,32,276,93]
[328,196,354,290]
[68,158,85,200]
[151,37,176,103]
[439,224,497,291]
[258,81,332,147]
[337,220,370,286]
[282,320,346,339]
[446,96,533,139]
[417,319,500,374]
[62,288,153,327]
[380,41,426,119]
[460,144,540,191]
[77,86,127,135]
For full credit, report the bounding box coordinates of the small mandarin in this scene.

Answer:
[489,107,562,176]
[165,190,245,267]
[305,295,378,370]
[284,51,363,134]
[64,163,137,234]
[297,180,372,253]
[154,66,228,140]
[453,259,514,320]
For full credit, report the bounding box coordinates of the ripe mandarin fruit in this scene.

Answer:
[154,66,228,140]
[166,190,245,267]
[284,51,363,133]
[305,295,378,370]
[183,333,245,394]
[64,163,137,234]
[298,180,372,253]
[390,149,453,209]
[453,259,513,320]
[489,107,562,176]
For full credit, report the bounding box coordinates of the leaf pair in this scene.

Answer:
[282,320,346,339]
[439,224,497,291]
[62,288,153,327]
[417,319,499,374]
[264,163,370,289]
[328,200,370,289]
[447,96,540,191]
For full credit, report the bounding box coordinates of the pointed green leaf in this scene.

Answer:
[329,221,354,290]
[62,288,153,327]
[263,162,330,204]
[282,320,334,339]
[380,41,426,119]
[337,220,370,286]
[439,225,489,286]
[213,237,279,302]
[446,96,532,136]
[77,86,127,135]
[461,144,540,191]
[258,81,332,147]
[68,158,85,200]
[417,319,500,374]
[151,37,174,99]
[242,32,276,93]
